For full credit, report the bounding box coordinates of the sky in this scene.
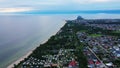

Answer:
[0,0,120,14]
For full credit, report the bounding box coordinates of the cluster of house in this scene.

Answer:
[87,19,120,24]
[22,54,60,68]
[77,32,106,68]
[88,24,120,31]
[87,35,120,67]
[83,47,105,68]
[22,57,44,68]
[71,16,120,26]
[21,49,78,68]
[77,31,120,68]
[87,35,120,56]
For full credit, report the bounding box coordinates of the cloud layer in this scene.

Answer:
[0,0,119,14]
[0,8,33,13]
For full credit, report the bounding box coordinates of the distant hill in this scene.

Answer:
[76,16,120,24]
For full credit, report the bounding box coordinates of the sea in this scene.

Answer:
[0,14,120,68]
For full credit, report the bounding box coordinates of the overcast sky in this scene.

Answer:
[0,0,120,14]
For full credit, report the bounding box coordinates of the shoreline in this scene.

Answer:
[7,40,48,68]
[7,48,34,68]
[7,24,63,68]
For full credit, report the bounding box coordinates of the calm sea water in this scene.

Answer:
[0,14,120,68]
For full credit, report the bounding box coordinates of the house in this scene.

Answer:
[68,59,77,68]
[95,60,101,65]
[116,51,120,57]
[88,60,94,68]
[105,62,113,67]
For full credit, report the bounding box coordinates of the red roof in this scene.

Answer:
[88,60,94,64]
[69,60,77,66]
[95,61,101,64]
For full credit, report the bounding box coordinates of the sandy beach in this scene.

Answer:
[7,49,33,68]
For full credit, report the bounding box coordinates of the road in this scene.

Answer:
[88,47,108,68]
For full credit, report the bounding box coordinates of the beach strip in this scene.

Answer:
[7,50,33,68]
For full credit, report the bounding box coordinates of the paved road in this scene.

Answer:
[88,47,108,68]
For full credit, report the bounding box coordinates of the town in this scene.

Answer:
[15,16,120,68]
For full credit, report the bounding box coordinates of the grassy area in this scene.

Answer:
[112,30,120,33]
[89,34,102,37]
[79,30,87,32]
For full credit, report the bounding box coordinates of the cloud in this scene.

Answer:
[93,0,109,2]
[36,2,59,5]
[33,0,119,6]
[0,7,33,13]
[0,0,3,1]
[0,0,119,14]
[71,0,118,4]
